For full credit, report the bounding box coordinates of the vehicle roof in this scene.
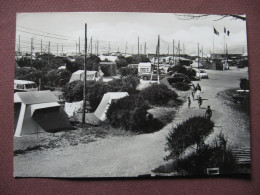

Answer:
[14,80,36,84]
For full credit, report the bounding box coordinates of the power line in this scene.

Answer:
[17,25,70,38]
[16,29,69,40]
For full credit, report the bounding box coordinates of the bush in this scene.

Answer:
[119,67,138,76]
[62,75,140,110]
[165,116,214,160]
[140,84,178,106]
[15,67,42,85]
[116,56,127,69]
[106,95,163,133]
[172,133,238,175]
[173,82,191,91]
[107,75,140,94]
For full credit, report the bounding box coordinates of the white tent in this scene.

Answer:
[14,91,73,137]
[94,92,129,121]
[69,70,103,83]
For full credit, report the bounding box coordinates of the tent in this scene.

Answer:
[14,90,74,137]
[94,92,129,121]
[69,70,104,83]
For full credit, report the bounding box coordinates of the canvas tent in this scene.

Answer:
[69,70,104,83]
[14,90,73,137]
[94,92,129,121]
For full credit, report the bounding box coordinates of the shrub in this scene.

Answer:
[119,67,138,76]
[173,82,191,91]
[106,95,163,133]
[165,116,214,160]
[140,84,178,106]
[172,133,238,175]
[107,75,140,94]
[62,80,84,102]
[15,67,42,85]
[116,56,127,69]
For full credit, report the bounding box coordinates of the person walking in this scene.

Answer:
[205,105,212,120]
[198,97,203,109]
[196,89,200,100]
[187,96,191,108]
[196,83,201,91]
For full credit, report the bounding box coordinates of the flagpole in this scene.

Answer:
[157,35,160,84]
[224,28,226,55]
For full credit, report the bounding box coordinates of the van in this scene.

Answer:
[14,80,38,92]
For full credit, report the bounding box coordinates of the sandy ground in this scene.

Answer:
[14,67,250,177]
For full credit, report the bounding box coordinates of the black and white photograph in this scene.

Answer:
[14,12,250,178]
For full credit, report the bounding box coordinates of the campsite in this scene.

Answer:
[14,12,250,178]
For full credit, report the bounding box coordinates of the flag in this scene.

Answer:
[214,27,219,36]
[227,30,230,36]
[224,27,226,33]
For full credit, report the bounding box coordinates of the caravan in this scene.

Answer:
[14,80,38,92]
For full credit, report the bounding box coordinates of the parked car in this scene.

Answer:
[14,80,38,92]
[140,72,167,80]
[195,69,209,79]
[232,90,249,103]
[167,73,191,85]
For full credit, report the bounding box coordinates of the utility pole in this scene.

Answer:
[202,45,203,62]
[138,36,139,58]
[90,37,93,55]
[57,44,58,55]
[31,37,33,66]
[76,42,77,54]
[140,44,142,54]
[18,35,20,53]
[198,43,200,69]
[41,39,42,54]
[157,35,160,83]
[62,45,63,54]
[178,40,180,61]
[173,39,175,65]
[96,41,99,55]
[144,42,146,55]
[125,42,127,56]
[79,37,80,54]
[82,23,87,124]
[108,42,110,54]
[168,45,169,55]
[48,41,50,65]
[183,43,185,55]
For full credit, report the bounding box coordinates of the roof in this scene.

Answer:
[72,70,97,75]
[14,90,58,105]
[105,92,129,99]
[100,62,117,65]
[30,102,60,116]
[138,62,151,67]
[14,80,36,84]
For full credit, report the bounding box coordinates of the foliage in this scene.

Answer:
[119,67,138,76]
[139,84,178,106]
[45,69,72,87]
[116,56,128,69]
[62,75,140,110]
[106,95,163,133]
[172,133,238,175]
[15,68,42,85]
[240,78,249,90]
[168,65,195,79]
[173,82,191,91]
[62,80,84,102]
[165,116,214,160]
[75,55,101,71]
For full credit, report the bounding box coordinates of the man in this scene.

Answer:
[205,105,212,120]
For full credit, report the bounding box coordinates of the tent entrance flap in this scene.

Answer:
[32,107,75,133]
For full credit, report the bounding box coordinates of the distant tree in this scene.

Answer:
[15,68,42,85]
[116,56,127,68]
[240,78,249,90]
[176,14,246,21]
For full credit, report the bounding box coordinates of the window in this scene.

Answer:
[16,84,24,89]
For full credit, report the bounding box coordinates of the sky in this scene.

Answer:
[16,12,248,55]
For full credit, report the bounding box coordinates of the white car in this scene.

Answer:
[195,69,209,79]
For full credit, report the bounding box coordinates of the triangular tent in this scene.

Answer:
[94,92,129,121]
[14,90,74,137]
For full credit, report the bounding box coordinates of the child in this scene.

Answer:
[187,96,191,108]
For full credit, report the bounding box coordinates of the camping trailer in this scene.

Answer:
[14,80,38,92]
[138,62,152,74]
[14,91,73,137]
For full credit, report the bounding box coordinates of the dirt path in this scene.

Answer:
[14,67,250,177]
